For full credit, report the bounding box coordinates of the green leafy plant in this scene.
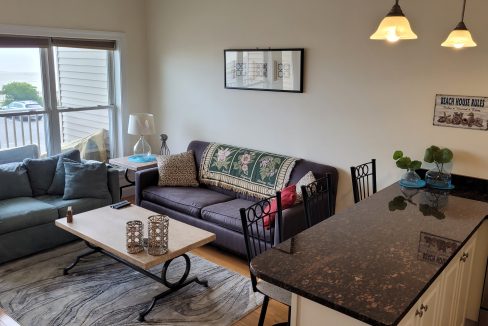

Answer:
[0,82,42,106]
[393,150,422,171]
[424,145,453,173]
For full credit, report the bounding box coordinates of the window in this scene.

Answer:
[0,47,46,152]
[0,35,117,161]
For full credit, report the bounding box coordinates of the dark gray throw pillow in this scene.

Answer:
[47,150,82,195]
[23,149,81,196]
[63,159,110,200]
[23,157,57,196]
[0,162,33,200]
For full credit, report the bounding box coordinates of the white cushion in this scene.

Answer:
[295,171,316,203]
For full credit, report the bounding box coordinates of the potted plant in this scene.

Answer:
[393,150,423,187]
[424,145,454,189]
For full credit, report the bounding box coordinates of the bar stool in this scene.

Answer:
[350,159,377,203]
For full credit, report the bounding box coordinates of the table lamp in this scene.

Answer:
[128,113,156,162]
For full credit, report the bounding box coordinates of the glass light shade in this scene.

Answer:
[441,28,477,48]
[370,16,418,42]
[133,135,152,157]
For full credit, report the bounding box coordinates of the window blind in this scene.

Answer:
[0,35,49,48]
[0,35,116,50]
[51,38,116,50]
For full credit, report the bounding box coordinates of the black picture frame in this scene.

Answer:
[224,48,304,93]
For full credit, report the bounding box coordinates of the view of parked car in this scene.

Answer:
[2,101,43,120]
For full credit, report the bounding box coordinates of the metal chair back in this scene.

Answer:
[301,175,334,228]
[240,192,282,290]
[350,159,377,203]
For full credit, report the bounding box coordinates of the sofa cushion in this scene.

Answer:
[142,186,234,217]
[201,199,256,233]
[295,171,316,203]
[0,197,58,235]
[0,162,32,200]
[36,195,112,217]
[24,149,81,196]
[266,185,297,228]
[47,150,82,195]
[156,151,199,187]
[0,144,39,164]
[63,159,111,200]
[23,156,57,196]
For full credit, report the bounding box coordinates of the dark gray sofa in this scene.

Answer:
[0,146,120,264]
[136,140,338,256]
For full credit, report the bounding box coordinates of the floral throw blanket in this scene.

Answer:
[200,143,298,199]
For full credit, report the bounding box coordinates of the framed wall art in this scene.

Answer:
[224,48,304,93]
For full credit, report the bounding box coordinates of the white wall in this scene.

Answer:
[146,0,488,211]
[0,0,148,154]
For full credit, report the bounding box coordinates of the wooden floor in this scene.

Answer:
[191,245,289,326]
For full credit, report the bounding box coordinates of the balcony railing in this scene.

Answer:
[0,110,46,152]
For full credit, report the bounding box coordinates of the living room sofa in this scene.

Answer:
[0,145,120,264]
[136,140,338,256]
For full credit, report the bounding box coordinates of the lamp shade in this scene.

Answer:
[441,29,477,48]
[370,16,418,42]
[370,1,417,42]
[128,113,155,136]
[441,22,477,49]
[442,0,477,49]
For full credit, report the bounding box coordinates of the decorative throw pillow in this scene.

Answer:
[295,171,316,204]
[264,185,297,228]
[0,162,32,200]
[157,151,199,187]
[47,150,82,195]
[62,129,108,162]
[23,157,57,196]
[63,159,110,200]
[24,149,81,196]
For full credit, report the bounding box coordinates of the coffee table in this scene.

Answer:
[55,205,216,321]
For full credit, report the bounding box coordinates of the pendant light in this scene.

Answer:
[370,0,418,43]
[441,0,477,48]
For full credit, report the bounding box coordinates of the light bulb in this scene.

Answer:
[386,28,400,42]
[454,43,464,49]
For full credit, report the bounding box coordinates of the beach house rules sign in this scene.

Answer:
[433,94,488,131]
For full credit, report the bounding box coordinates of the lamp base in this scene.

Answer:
[128,155,157,163]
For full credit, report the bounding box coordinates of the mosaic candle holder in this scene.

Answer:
[147,215,169,256]
[126,220,144,254]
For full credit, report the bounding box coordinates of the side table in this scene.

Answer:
[109,156,158,198]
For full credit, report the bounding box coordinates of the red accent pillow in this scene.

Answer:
[263,185,297,228]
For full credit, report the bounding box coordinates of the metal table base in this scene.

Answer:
[63,241,209,322]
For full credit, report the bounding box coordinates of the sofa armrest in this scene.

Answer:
[107,167,121,204]
[135,167,159,205]
[274,204,308,245]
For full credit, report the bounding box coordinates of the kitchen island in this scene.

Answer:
[251,183,488,326]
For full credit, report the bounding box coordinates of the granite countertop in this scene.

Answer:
[251,183,488,326]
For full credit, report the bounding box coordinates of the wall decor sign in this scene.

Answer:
[433,94,488,130]
[224,48,304,93]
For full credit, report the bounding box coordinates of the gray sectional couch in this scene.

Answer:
[136,140,338,256]
[0,145,120,264]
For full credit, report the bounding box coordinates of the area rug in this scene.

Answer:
[0,242,262,325]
